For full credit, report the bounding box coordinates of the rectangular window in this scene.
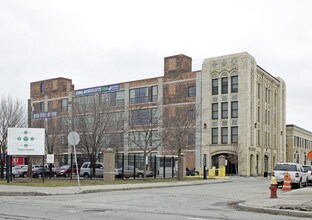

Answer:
[188,133,195,145]
[130,87,148,104]
[212,128,218,144]
[39,102,44,112]
[212,79,218,95]
[40,82,45,94]
[188,86,196,97]
[212,103,218,119]
[151,108,159,124]
[231,76,238,93]
[61,118,68,132]
[231,101,238,118]
[151,130,160,147]
[221,127,228,144]
[116,91,125,106]
[188,109,195,121]
[221,77,228,94]
[231,127,238,143]
[130,109,149,125]
[221,102,228,119]
[61,99,68,112]
[151,86,158,102]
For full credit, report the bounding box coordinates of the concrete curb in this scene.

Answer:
[236,202,312,218]
[0,191,49,196]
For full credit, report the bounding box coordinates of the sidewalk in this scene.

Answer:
[237,187,312,218]
[1,178,312,218]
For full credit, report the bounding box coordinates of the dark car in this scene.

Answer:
[32,168,57,178]
[55,164,81,177]
[186,168,196,176]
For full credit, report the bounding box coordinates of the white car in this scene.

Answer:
[80,162,104,178]
[302,165,312,184]
[272,162,308,188]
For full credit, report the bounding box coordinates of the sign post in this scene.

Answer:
[68,131,81,189]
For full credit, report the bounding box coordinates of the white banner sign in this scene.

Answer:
[8,128,45,155]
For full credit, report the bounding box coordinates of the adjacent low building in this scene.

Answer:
[29,52,287,176]
[286,124,312,165]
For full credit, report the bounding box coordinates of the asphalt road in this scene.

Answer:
[0,177,309,220]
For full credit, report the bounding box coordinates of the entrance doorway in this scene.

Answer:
[211,153,237,175]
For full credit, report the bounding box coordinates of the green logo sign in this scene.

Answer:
[17,130,35,148]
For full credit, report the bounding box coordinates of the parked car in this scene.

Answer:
[3,167,20,178]
[116,166,153,178]
[15,165,42,177]
[186,167,196,176]
[302,165,312,184]
[272,162,308,188]
[80,162,104,178]
[32,168,57,178]
[55,164,81,177]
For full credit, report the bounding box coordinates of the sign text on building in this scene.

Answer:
[32,111,58,119]
[74,84,120,96]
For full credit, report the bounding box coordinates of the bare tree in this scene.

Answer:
[33,117,61,155]
[0,96,27,177]
[163,104,199,179]
[71,94,115,178]
[127,102,164,178]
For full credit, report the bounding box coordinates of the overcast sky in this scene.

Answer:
[1,0,312,131]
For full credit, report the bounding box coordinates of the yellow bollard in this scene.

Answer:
[209,167,215,177]
[221,166,226,177]
[218,168,221,177]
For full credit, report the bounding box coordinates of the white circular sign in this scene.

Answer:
[68,131,80,145]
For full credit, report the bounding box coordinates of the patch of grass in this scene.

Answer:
[0,176,205,187]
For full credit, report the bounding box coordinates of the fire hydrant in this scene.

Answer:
[269,176,278,198]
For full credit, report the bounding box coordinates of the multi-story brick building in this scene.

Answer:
[29,52,287,176]
[286,124,312,165]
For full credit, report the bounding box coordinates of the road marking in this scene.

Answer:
[187,218,207,220]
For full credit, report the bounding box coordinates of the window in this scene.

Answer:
[231,76,238,93]
[129,131,154,147]
[39,102,45,112]
[212,103,218,119]
[221,77,228,94]
[151,130,160,147]
[231,101,238,118]
[188,109,195,121]
[61,99,68,112]
[221,102,228,119]
[212,128,218,144]
[130,109,149,125]
[100,91,124,107]
[61,118,68,132]
[221,127,228,144]
[151,86,158,102]
[188,86,196,97]
[130,87,148,104]
[40,82,45,94]
[151,108,159,124]
[116,91,125,106]
[231,127,238,143]
[188,133,195,145]
[73,95,94,109]
[212,79,218,95]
